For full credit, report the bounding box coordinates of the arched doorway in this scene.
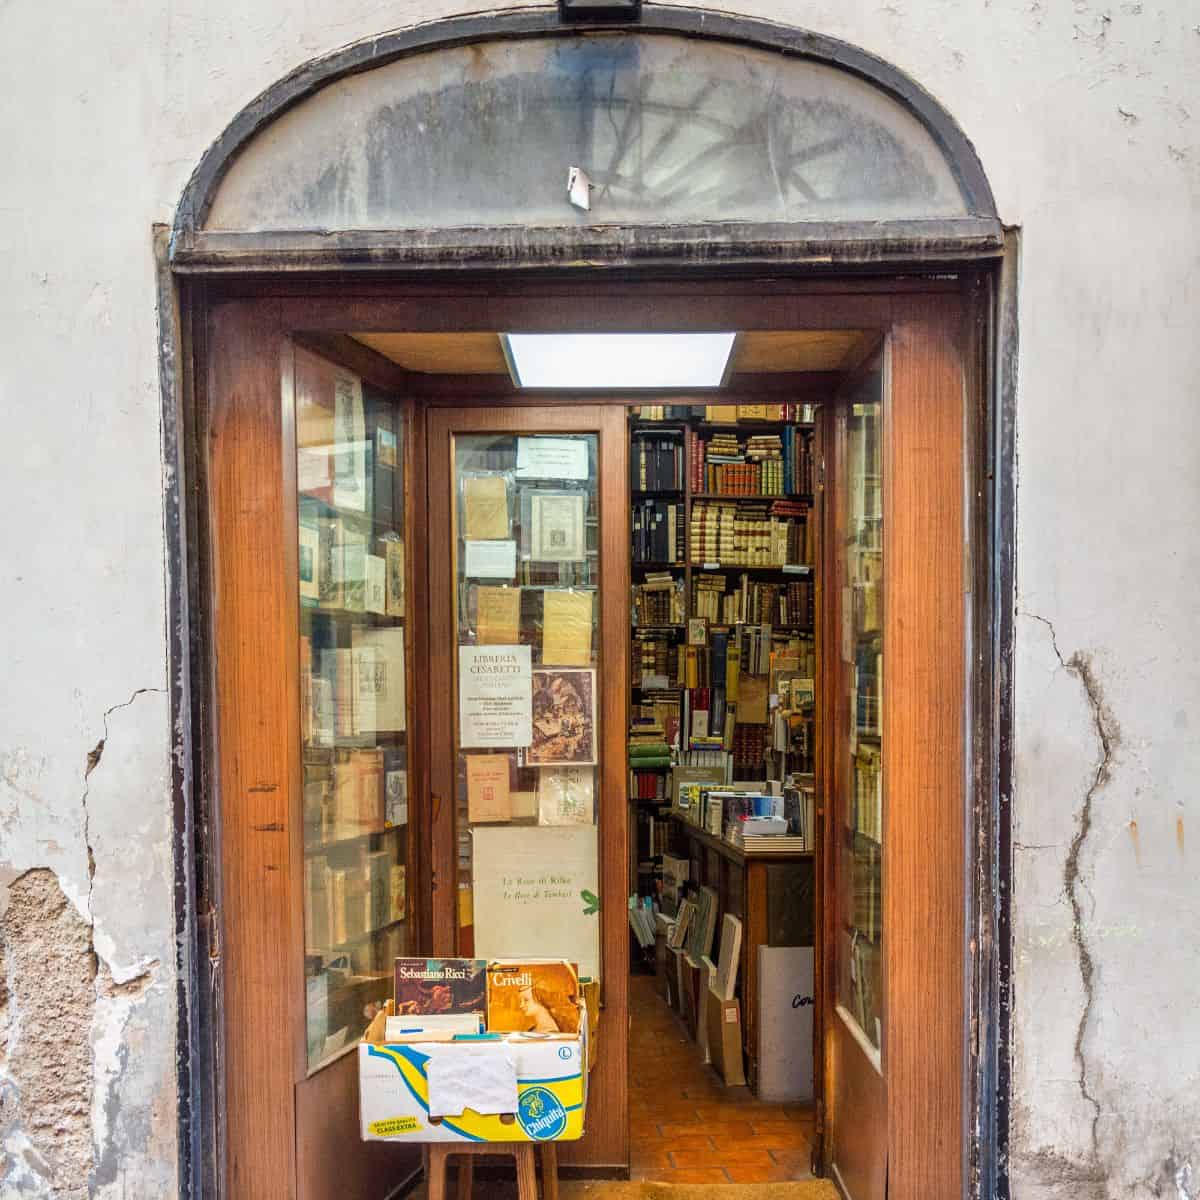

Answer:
[171,10,1006,1200]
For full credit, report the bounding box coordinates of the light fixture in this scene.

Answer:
[503,333,737,390]
[558,0,641,22]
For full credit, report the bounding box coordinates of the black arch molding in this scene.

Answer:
[170,6,999,270]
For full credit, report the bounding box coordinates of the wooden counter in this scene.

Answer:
[668,812,814,1092]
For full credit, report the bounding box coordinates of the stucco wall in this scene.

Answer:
[0,1,1195,1196]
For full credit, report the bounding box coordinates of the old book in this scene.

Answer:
[364,554,387,614]
[332,748,384,839]
[465,754,512,824]
[464,475,510,540]
[384,538,405,617]
[486,960,581,1034]
[317,518,343,609]
[536,767,594,825]
[393,958,487,1017]
[529,492,585,562]
[715,913,743,1001]
[541,589,593,665]
[340,523,368,612]
[738,674,770,725]
[351,627,406,734]
[528,668,596,766]
[299,521,320,603]
[390,864,407,922]
[476,586,521,645]
[510,790,538,820]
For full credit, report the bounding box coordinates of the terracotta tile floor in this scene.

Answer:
[628,972,816,1184]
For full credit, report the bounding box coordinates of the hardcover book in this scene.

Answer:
[486,960,581,1034]
[393,958,487,1017]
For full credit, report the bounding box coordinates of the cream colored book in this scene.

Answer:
[542,590,592,665]
[464,475,510,540]
[477,586,521,645]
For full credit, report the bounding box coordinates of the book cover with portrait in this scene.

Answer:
[486,960,581,1034]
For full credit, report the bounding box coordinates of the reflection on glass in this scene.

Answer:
[295,350,409,1071]
[838,367,883,1052]
[451,434,601,981]
[208,35,967,233]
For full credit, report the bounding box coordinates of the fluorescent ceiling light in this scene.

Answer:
[504,332,736,389]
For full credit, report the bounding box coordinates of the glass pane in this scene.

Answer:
[837,365,884,1052]
[451,433,601,985]
[208,35,968,233]
[295,349,409,1072]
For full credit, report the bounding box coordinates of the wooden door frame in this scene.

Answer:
[163,264,1016,1200]
[425,404,630,1172]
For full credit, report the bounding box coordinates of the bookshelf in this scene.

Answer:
[628,403,821,926]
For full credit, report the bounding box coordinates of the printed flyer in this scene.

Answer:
[458,645,532,748]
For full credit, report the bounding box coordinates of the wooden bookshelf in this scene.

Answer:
[628,405,821,908]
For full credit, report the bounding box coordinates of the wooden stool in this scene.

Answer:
[424,1141,559,1200]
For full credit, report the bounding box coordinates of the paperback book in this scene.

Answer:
[393,958,487,1018]
[486,959,582,1034]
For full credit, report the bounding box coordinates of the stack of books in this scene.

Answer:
[634,573,684,625]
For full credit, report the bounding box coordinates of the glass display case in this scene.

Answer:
[837,366,884,1053]
[448,433,602,981]
[294,348,410,1071]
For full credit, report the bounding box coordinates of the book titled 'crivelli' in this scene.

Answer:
[393,958,487,1017]
[485,960,581,1034]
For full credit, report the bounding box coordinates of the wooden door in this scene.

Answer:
[208,309,424,1199]
[425,404,630,1172]
[821,297,967,1200]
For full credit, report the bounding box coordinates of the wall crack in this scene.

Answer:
[1024,611,1120,1159]
[79,688,164,920]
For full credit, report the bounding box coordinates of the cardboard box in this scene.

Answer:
[359,1001,588,1143]
[705,986,746,1087]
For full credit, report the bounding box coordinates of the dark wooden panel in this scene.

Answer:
[207,300,298,1198]
[884,295,966,1200]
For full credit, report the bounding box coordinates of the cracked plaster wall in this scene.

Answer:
[0,0,1197,1196]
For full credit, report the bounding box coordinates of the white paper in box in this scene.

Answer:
[360,1002,587,1143]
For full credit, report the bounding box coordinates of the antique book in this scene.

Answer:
[340,523,368,613]
[541,589,592,665]
[536,767,594,825]
[465,753,512,824]
[476,586,521,645]
[738,674,770,725]
[486,960,581,1034]
[529,492,585,562]
[332,373,368,513]
[351,627,406,734]
[364,554,387,614]
[332,748,384,839]
[509,790,538,820]
[464,474,510,540]
[299,522,320,603]
[384,537,405,617]
[393,958,488,1017]
[317,518,343,609]
[528,668,596,766]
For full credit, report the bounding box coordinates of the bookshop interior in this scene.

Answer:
[210,299,968,1200]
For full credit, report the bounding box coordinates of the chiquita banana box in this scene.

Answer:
[359,1002,587,1143]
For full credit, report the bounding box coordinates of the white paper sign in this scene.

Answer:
[464,539,517,579]
[517,437,589,481]
[472,825,600,981]
[426,1046,518,1117]
[459,645,532,748]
